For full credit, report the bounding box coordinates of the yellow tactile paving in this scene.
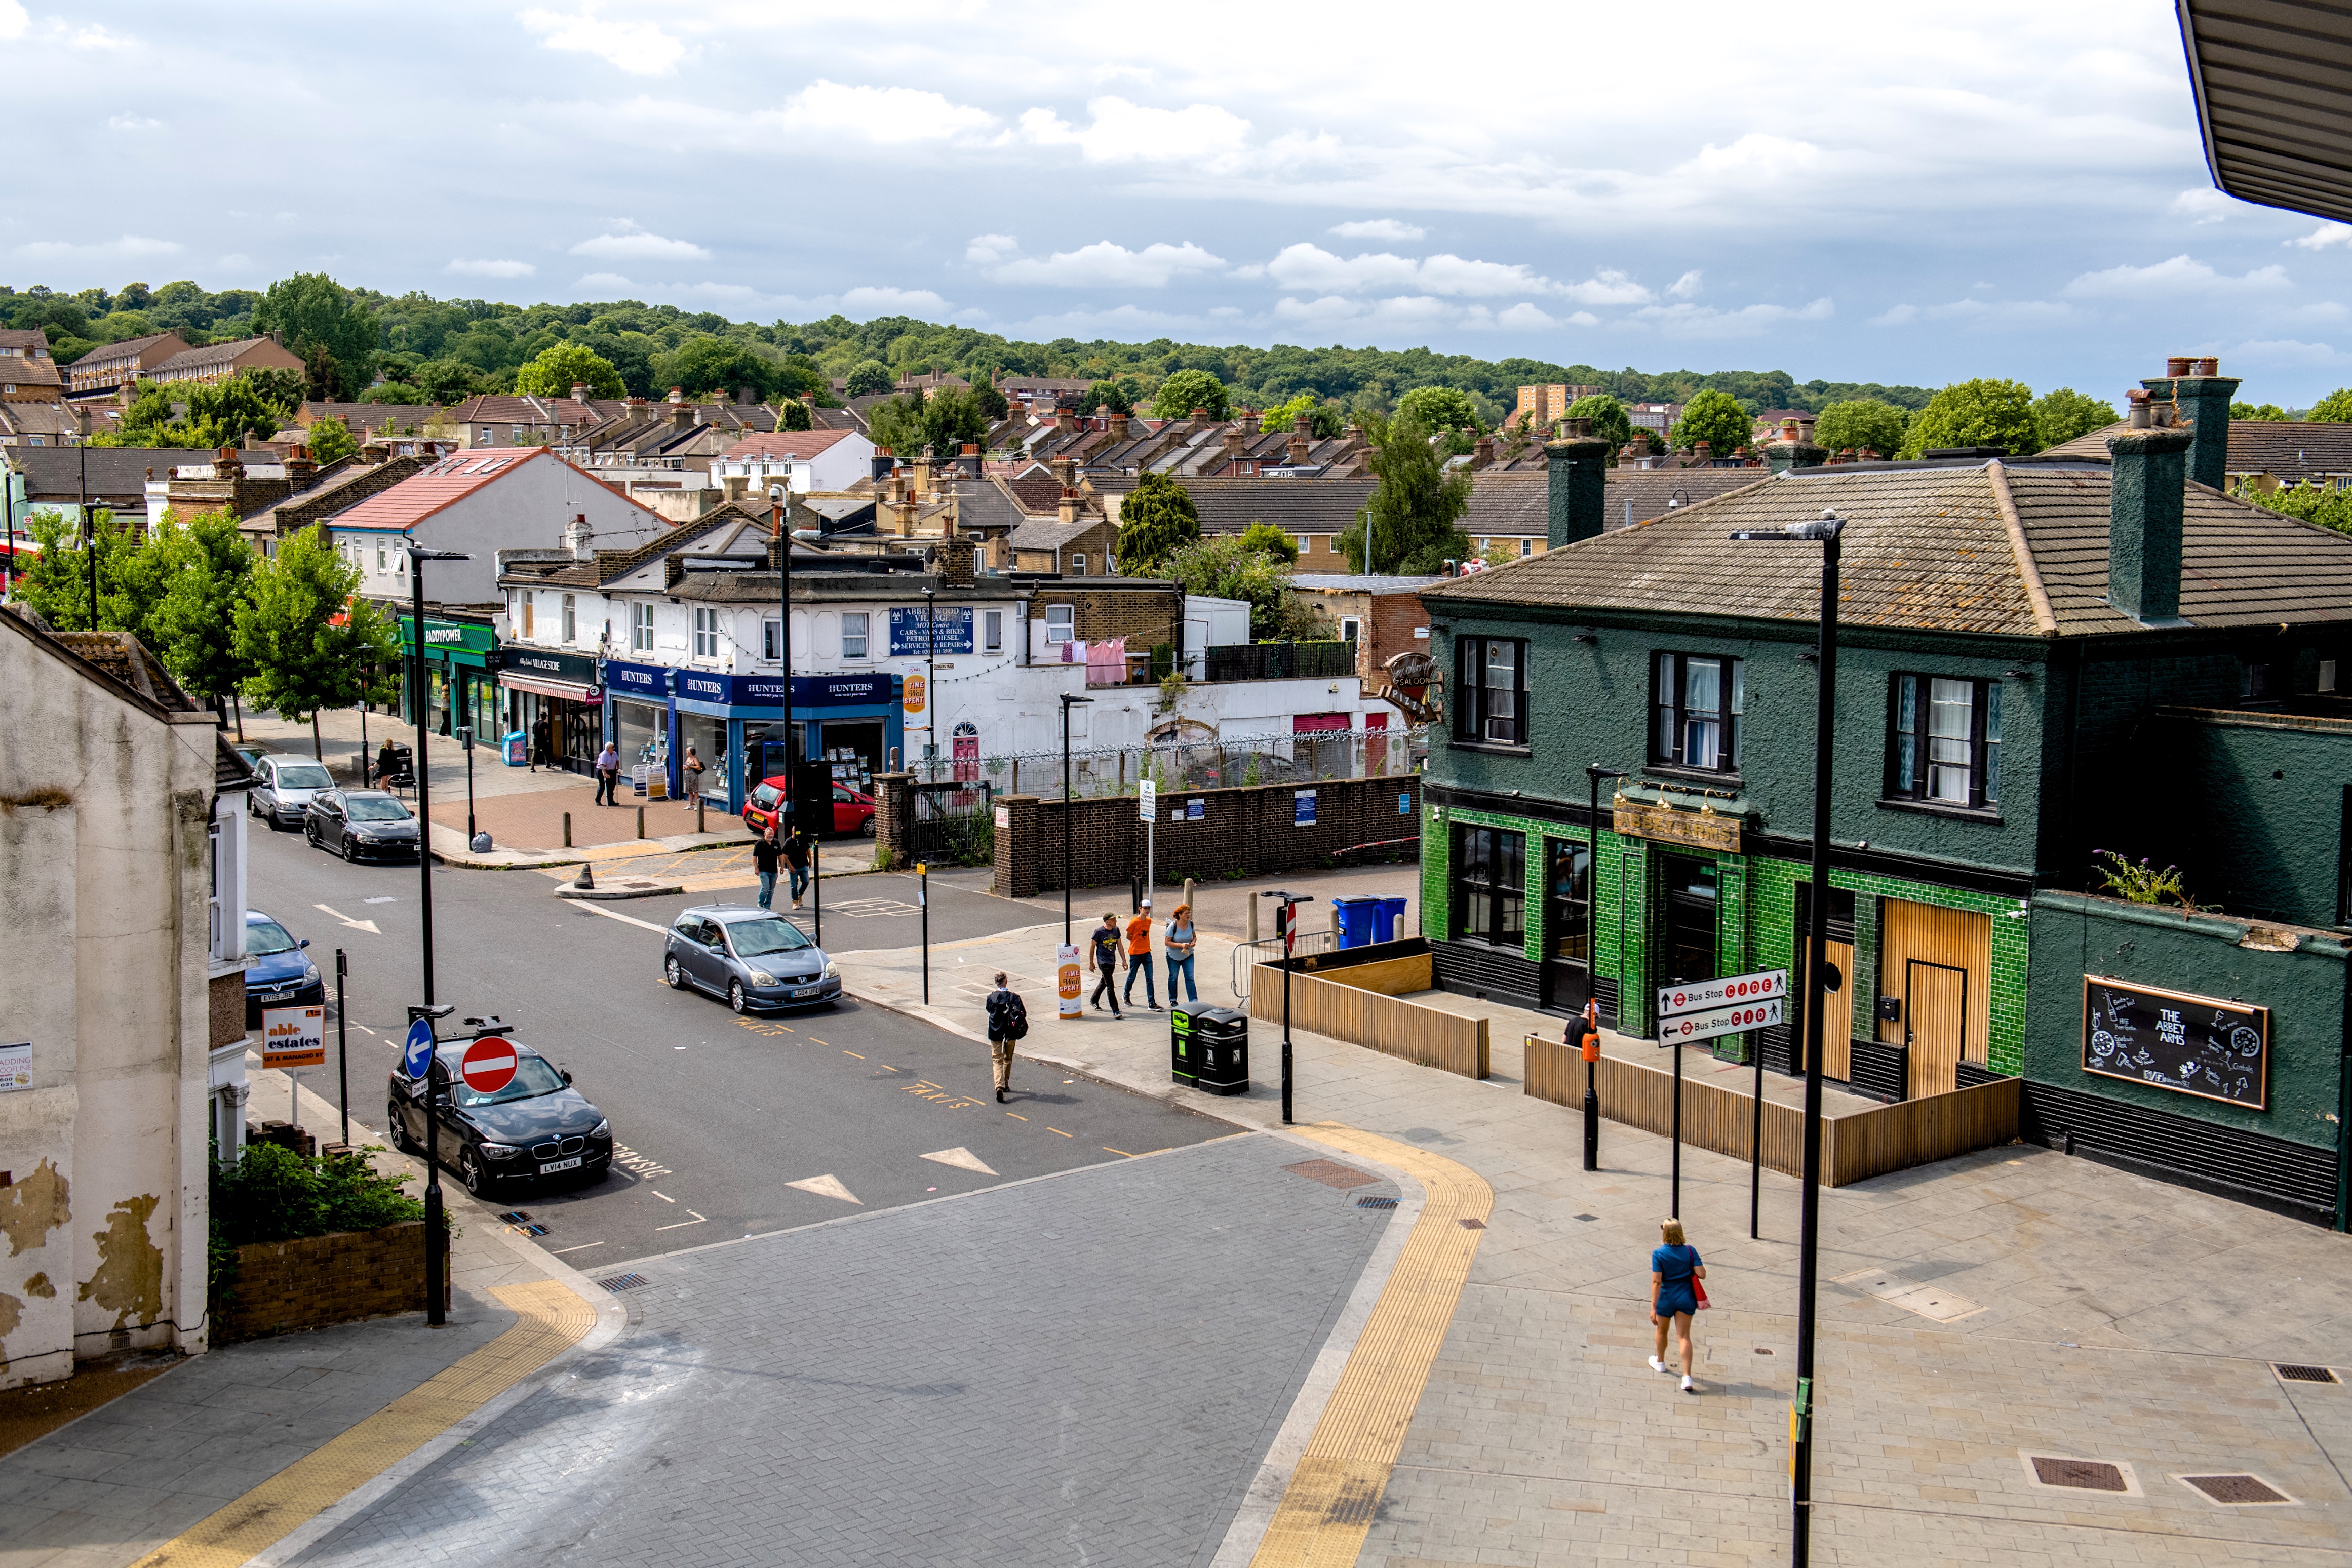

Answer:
[1250,1123,1493,1568]
[130,1281,596,1568]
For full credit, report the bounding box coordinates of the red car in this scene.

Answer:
[744,775,876,837]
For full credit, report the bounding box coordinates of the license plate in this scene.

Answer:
[539,1156,582,1174]
[795,985,825,997]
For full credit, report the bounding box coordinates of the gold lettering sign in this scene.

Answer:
[1613,799,1741,853]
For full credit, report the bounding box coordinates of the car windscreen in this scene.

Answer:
[450,1054,569,1108]
[346,797,410,821]
[275,764,333,789]
[726,917,813,957]
[750,784,780,808]
[246,920,299,955]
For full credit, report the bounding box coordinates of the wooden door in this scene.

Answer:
[1877,899,1991,1096]
[1906,961,1967,1099]
[1799,939,1856,1080]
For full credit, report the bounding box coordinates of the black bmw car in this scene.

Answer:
[385,1031,612,1199]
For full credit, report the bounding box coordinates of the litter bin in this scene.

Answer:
[1374,896,1408,944]
[1332,896,1379,949]
[1170,1004,1206,1088]
[1192,1006,1249,1095]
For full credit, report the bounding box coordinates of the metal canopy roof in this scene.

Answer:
[2179,0,2352,223]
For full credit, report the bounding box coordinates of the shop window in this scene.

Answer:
[1453,823,1525,947]
[631,601,654,653]
[842,612,869,660]
[1045,604,1074,645]
[984,609,1003,653]
[1455,636,1527,747]
[1652,652,1742,773]
[562,594,576,645]
[693,607,719,658]
[1888,674,2000,808]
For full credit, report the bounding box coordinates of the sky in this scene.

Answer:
[8,1,2352,404]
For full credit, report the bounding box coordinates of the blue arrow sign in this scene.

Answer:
[403,1019,437,1080]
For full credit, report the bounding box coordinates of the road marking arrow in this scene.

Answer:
[921,1147,997,1176]
[312,904,381,934]
[786,1173,861,1204]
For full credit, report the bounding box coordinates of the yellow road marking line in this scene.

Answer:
[1104,1147,1134,1157]
[842,1050,863,1059]
[1046,1127,1074,1138]
[1249,1123,1492,1568]
[1005,1112,1027,1120]
[810,1038,829,1046]
[125,1280,593,1568]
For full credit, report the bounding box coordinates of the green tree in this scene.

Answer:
[844,359,895,398]
[1149,368,1230,421]
[1901,378,2041,458]
[2236,476,2352,533]
[1081,379,1135,418]
[356,381,434,405]
[2033,387,2117,448]
[2307,388,2352,423]
[1258,391,1342,437]
[651,335,779,400]
[14,509,159,634]
[869,387,990,458]
[306,416,357,465]
[974,379,1009,421]
[1563,392,1634,450]
[1669,388,1753,457]
[1813,398,1911,458]
[776,397,813,432]
[514,342,626,400]
[2231,401,2291,422]
[254,273,378,399]
[1239,521,1298,563]
[1339,413,1474,573]
[1114,472,1201,574]
[1161,534,1326,640]
[144,509,257,713]
[96,374,298,448]
[234,525,401,759]
[1395,385,1482,446]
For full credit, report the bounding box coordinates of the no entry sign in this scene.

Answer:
[459,1037,518,1095]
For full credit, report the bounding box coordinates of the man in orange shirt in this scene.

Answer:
[1122,899,1160,1012]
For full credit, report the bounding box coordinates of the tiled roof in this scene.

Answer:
[1462,474,1547,537]
[50,628,197,709]
[8,445,274,497]
[1091,475,1377,536]
[74,332,183,367]
[249,457,423,531]
[2040,418,2352,487]
[944,478,1025,533]
[0,328,51,355]
[149,336,292,375]
[1423,458,2352,639]
[1005,475,1063,516]
[1011,516,1110,551]
[326,446,645,534]
[0,358,62,391]
[718,429,855,461]
[216,732,259,792]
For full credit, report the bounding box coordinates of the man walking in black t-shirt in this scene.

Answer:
[1088,913,1124,1018]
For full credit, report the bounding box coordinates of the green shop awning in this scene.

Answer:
[397,615,498,668]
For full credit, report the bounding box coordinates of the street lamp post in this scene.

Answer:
[1730,509,1843,1568]
[768,485,795,865]
[1260,890,1314,1123]
[924,586,937,783]
[407,543,469,1329]
[1583,765,1627,1172]
[1059,692,1092,942]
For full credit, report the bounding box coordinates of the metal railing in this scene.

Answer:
[972,725,1428,802]
[1230,930,1338,1000]
[1200,640,1358,683]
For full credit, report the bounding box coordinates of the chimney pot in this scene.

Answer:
[668,386,685,404]
[1190,407,1210,420]
[571,382,591,402]
[2166,356,2192,378]
[2193,357,2219,377]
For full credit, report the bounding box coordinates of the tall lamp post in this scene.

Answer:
[768,485,796,862]
[1730,509,1843,1568]
[406,543,469,1328]
[1259,889,1314,1124]
[923,585,937,783]
[1583,764,1627,1170]
[1059,692,1093,941]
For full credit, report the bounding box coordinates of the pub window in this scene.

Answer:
[1045,604,1074,645]
[1453,824,1525,947]
[2321,659,2338,694]
[561,594,576,645]
[983,609,1004,653]
[631,601,654,652]
[1455,636,1528,747]
[1651,652,1742,772]
[1889,674,2001,809]
[841,611,869,659]
[1547,838,1591,963]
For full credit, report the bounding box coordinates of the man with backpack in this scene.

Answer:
[984,971,1029,1102]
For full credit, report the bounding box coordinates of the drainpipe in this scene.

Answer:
[2339,945,2350,1233]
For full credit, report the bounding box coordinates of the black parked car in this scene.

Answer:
[385,1031,612,1198]
[305,789,422,861]
[663,904,840,1013]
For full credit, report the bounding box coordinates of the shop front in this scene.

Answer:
[498,645,602,775]
[599,663,904,813]
[600,658,674,796]
[396,614,499,739]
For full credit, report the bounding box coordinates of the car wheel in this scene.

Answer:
[304,821,318,847]
[665,955,687,990]
[860,816,876,838]
[729,980,749,1014]
[387,1104,415,1153]
[461,1149,489,1197]
[342,835,359,863]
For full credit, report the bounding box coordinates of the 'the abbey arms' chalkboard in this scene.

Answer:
[2081,976,2269,1110]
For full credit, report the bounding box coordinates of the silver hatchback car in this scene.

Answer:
[251,754,337,830]
[662,904,840,1013]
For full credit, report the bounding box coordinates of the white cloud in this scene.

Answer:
[965,233,1019,264]
[1627,298,1834,337]
[2228,338,2343,366]
[835,286,951,318]
[12,234,182,262]
[570,221,711,262]
[993,240,1226,288]
[1265,245,1420,294]
[1870,297,2075,330]
[2288,222,2352,251]
[1666,270,1704,299]
[52,20,129,48]
[1418,254,1556,297]
[446,258,537,279]
[0,2,24,40]
[1494,303,1561,330]
[521,9,687,76]
[2171,188,2230,224]
[107,114,162,131]
[781,81,997,144]
[1330,219,1426,242]
[2063,254,2292,298]
[1558,268,1654,306]
[574,272,635,290]
[1260,244,1594,299]
[1016,97,1251,164]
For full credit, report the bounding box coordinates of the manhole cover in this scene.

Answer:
[597,1273,650,1293]
[1283,1158,1380,1190]
[2179,1473,2295,1506]
[2027,1455,2129,1492]
[2276,1363,2340,1384]
[1459,1217,1486,1229]
[1355,1196,1397,1209]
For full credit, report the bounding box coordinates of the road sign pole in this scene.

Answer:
[1671,1033,1683,1218]
[919,861,929,1006]
[335,948,349,1147]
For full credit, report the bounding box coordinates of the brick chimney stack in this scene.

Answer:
[1544,418,1611,548]
[2105,425,2194,624]
[2145,354,2239,490]
[571,382,591,403]
[285,443,316,484]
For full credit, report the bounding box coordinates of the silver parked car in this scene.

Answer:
[663,904,841,1014]
[250,754,337,830]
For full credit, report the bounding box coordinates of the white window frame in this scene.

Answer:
[631,601,654,652]
[763,617,782,663]
[693,607,720,659]
[1070,553,1087,576]
[562,593,577,645]
[841,612,870,660]
[983,609,1003,653]
[1340,616,1361,643]
[1045,604,1074,645]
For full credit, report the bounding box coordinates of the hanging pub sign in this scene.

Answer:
[1613,797,1741,853]
[2081,976,2269,1110]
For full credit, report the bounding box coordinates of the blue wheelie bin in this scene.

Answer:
[1332,896,1378,949]
[1374,896,1408,943]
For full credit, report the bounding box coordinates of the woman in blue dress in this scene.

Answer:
[1648,1217,1706,1394]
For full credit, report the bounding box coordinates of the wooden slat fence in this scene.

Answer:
[1524,1036,2019,1187]
[1252,964,1488,1078]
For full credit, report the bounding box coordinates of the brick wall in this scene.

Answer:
[993,774,1422,897]
[1366,591,1431,681]
[1023,583,1183,650]
[209,969,246,1052]
[218,1221,449,1343]
[873,770,915,866]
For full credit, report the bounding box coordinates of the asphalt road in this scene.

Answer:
[245,821,1233,1270]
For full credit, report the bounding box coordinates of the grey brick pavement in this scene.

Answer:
[288,1132,1394,1567]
